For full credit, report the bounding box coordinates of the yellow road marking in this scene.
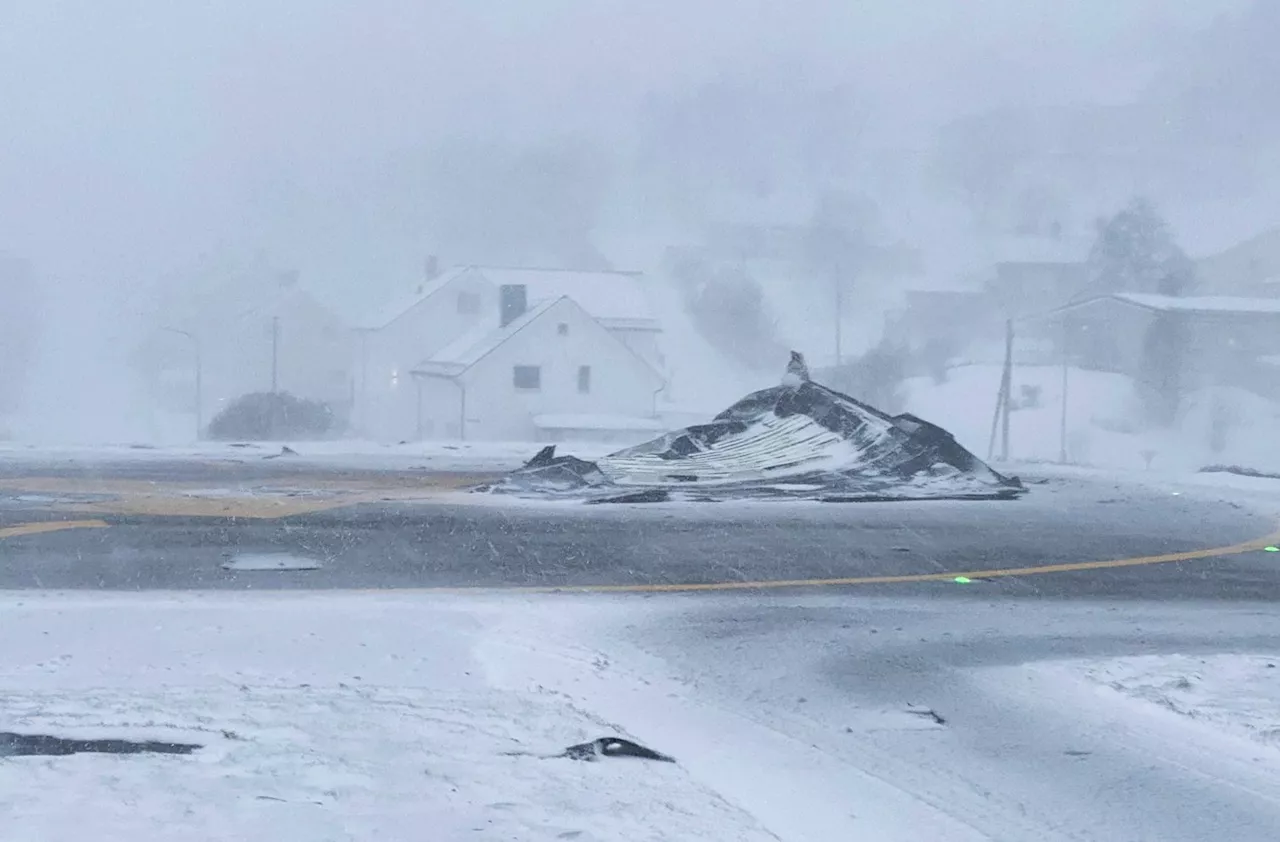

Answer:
[2,490,1276,596]
[352,523,1280,595]
[0,519,110,539]
[0,475,481,520]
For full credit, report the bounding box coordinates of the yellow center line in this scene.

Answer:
[1,508,1276,597]
[352,523,1280,595]
[0,519,111,539]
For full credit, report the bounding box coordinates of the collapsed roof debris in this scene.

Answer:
[477,352,1026,504]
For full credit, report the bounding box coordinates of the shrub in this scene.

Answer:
[207,391,334,440]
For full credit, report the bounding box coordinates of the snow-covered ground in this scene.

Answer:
[1056,653,1280,751]
[905,362,1280,474]
[0,593,774,842]
[0,439,617,473]
[4,589,1280,841]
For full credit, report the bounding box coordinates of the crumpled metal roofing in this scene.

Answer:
[477,355,1026,504]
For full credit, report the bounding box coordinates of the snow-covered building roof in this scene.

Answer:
[358,265,656,331]
[411,298,562,378]
[1111,292,1280,315]
[470,267,655,328]
[356,266,472,330]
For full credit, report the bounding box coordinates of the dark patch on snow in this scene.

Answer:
[585,489,671,504]
[561,737,676,763]
[0,732,201,757]
[1199,464,1280,480]
[905,707,947,725]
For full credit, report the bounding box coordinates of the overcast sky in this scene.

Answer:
[1,0,1250,286]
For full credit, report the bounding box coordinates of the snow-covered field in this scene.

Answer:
[0,593,774,842]
[0,439,617,473]
[1063,653,1280,750]
[3,590,1280,841]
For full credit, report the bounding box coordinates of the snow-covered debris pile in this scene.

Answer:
[479,352,1026,503]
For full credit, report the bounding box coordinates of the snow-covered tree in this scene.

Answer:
[1086,198,1195,296]
[665,249,786,373]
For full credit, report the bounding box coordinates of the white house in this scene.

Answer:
[354,265,666,441]
[412,295,666,442]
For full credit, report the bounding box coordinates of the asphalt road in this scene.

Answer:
[1,458,1278,599]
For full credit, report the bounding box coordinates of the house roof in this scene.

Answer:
[469,266,655,326]
[1111,292,1280,315]
[358,265,657,331]
[411,295,665,384]
[410,297,564,377]
[356,266,471,330]
[233,285,344,324]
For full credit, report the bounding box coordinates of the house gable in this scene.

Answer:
[411,297,664,441]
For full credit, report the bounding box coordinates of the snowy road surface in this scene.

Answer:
[1,462,1279,599]
[3,456,1280,839]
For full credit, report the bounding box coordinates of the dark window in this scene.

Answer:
[577,365,591,394]
[499,284,527,326]
[513,365,541,390]
[457,291,480,315]
[557,323,569,336]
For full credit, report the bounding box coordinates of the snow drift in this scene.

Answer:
[479,353,1026,503]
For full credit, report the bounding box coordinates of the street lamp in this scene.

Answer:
[162,327,203,440]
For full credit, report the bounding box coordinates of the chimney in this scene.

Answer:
[499,284,527,328]
[425,254,440,281]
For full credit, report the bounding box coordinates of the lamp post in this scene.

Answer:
[162,327,202,439]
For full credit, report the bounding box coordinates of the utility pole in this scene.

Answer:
[270,316,280,393]
[1000,318,1013,462]
[1059,317,1070,464]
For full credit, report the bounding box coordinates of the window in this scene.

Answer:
[513,365,541,390]
[457,291,480,315]
[557,323,569,336]
[577,365,591,394]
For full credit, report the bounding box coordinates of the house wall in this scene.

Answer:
[608,327,665,373]
[1064,302,1154,379]
[416,299,664,442]
[355,274,495,440]
[1065,302,1280,401]
[986,262,1088,318]
[1184,314,1280,396]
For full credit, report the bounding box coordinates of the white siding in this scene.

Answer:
[415,298,664,441]
[355,275,495,440]
[608,326,665,373]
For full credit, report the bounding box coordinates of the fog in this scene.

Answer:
[2,0,1275,453]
